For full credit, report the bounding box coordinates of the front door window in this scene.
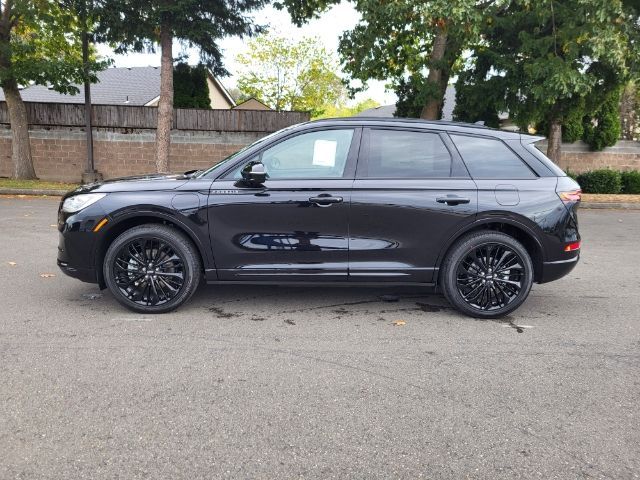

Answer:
[228,129,354,180]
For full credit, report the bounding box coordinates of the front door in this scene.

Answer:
[206,128,360,282]
[349,127,478,283]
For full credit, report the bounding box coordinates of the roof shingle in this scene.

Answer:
[0,66,162,106]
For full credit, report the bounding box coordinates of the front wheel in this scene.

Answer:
[440,231,534,318]
[104,224,202,313]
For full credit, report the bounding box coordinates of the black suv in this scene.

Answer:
[57,118,581,318]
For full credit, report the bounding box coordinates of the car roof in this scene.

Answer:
[301,117,526,140]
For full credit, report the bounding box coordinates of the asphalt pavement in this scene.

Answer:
[1,195,639,479]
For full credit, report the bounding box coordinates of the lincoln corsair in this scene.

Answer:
[57,118,581,318]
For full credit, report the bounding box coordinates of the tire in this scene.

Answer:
[104,224,202,314]
[440,231,534,318]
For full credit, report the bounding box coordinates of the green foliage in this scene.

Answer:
[537,101,586,143]
[452,51,503,128]
[0,1,106,93]
[277,0,496,118]
[173,63,211,109]
[96,0,266,75]
[583,90,623,151]
[621,170,640,193]
[561,110,586,144]
[576,169,623,194]
[461,0,639,150]
[315,98,380,119]
[236,34,346,117]
[565,169,579,181]
[394,76,428,119]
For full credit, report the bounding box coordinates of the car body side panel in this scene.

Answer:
[205,179,352,282]
[349,179,478,282]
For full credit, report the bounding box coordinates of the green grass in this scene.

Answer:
[0,178,78,191]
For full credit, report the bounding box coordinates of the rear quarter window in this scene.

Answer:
[451,134,536,179]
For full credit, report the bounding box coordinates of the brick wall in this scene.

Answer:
[1,127,639,182]
[536,140,640,173]
[0,127,264,182]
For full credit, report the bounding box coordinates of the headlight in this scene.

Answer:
[62,193,106,213]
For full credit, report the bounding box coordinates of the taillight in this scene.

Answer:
[558,189,582,203]
[564,241,581,252]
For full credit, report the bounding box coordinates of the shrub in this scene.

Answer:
[576,169,622,194]
[582,90,622,151]
[621,170,640,194]
[565,169,579,181]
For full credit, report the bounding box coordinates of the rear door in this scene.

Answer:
[349,127,477,283]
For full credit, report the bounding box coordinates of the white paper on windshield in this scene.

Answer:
[312,140,337,167]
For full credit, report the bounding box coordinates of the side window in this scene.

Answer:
[450,135,536,179]
[229,129,354,180]
[363,129,451,178]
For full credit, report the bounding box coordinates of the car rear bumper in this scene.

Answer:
[539,254,579,283]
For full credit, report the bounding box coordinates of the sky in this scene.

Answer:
[96,4,397,107]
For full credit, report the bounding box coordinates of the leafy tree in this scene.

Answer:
[276,0,498,120]
[227,86,250,105]
[0,0,105,179]
[97,0,266,173]
[620,81,639,140]
[314,98,380,119]
[583,89,623,151]
[460,0,639,161]
[452,50,502,128]
[236,34,345,117]
[173,62,211,109]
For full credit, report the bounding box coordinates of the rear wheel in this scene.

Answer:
[440,231,533,318]
[104,224,202,313]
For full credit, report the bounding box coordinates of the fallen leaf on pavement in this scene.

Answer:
[8,261,17,266]
[50,224,57,228]
[39,273,56,278]
[392,320,406,326]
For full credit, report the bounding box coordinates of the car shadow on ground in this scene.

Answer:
[66,281,530,333]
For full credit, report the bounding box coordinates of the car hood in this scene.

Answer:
[67,173,191,196]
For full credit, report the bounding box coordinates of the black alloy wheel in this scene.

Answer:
[104,224,202,313]
[113,237,185,307]
[441,231,534,318]
[455,243,525,311]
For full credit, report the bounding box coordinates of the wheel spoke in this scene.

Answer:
[113,236,185,307]
[455,241,526,312]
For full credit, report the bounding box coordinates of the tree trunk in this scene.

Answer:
[2,79,37,179]
[619,82,637,141]
[155,21,173,173]
[420,28,449,120]
[547,119,563,164]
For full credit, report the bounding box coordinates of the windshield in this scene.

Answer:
[196,124,303,178]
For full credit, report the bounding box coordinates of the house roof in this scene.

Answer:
[0,66,235,108]
[232,97,272,110]
[209,75,236,108]
[0,67,162,106]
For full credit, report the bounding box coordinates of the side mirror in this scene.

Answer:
[241,161,267,186]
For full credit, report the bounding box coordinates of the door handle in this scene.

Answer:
[309,195,343,206]
[436,196,471,206]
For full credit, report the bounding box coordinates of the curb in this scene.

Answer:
[0,188,67,196]
[580,202,640,210]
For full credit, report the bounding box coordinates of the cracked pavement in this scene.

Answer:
[1,196,639,479]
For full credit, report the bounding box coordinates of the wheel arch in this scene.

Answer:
[95,212,209,289]
[435,216,546,284]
